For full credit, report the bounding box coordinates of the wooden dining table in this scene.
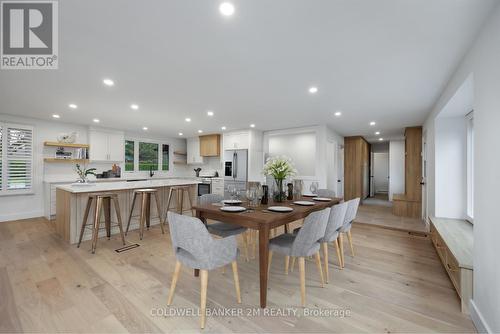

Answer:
[192,196,341,308]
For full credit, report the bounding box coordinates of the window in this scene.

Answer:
[139,142,159,171]
[162,144,169,171]
[466,112,474,221]
[0,123,34,195]
[125,140,134,171]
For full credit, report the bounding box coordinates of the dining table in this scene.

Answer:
[192,196,341,308]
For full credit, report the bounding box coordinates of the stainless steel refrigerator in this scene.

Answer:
[224,149,248,198]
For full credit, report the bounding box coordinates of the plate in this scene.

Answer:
[293,201,315,206]
[220,206,246,213]
[312,197,332,202]
[223,199,242,205]
[302,193,317,197]
[267,206,294,212]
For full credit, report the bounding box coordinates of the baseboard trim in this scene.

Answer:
[470,300,492,333]
[0,211,43,223]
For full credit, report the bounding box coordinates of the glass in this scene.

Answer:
[246,188,256,207]
[310,181,319,194]
[125,140,134,171]
[162,144,169,171]
[139,142,159,171]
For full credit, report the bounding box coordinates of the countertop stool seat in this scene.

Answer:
[77,192,126,254]
[126,188,165,240]
[164,186,194,221]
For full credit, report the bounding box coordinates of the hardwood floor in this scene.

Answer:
[0,217,475,333]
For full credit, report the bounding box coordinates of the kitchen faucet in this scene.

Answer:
[149,166,155,178]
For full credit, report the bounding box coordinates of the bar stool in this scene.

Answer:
[77,192,126,254]
[164,186,194,221]
[126,188,165,240]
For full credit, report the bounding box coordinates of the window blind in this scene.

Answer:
[0,123,34,193]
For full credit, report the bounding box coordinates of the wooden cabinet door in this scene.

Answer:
[187,137,203,164]
[200,134,220,157]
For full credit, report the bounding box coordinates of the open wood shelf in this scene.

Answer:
[44,141,90,149]
[44,158,89,163]
[173,151,187,156]
[173,161,187,165]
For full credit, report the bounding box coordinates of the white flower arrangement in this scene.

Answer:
[262,155,298,180]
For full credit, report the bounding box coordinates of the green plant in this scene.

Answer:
[75,164,97,182]
[262,155,297,180]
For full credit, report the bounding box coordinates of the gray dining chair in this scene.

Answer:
[316,189,336,198]
[319,202,348,282]
[166,211,241,329]
[199,194,250,261]
[338,198,360,268]
[267,208,331,306]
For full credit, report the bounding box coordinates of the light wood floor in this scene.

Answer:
[0,217,475,333]
[357,202,429,234]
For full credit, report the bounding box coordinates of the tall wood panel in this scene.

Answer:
[344,136,370,201]
[405,127,422,201]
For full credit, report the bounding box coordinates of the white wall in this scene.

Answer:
[0,114,190,222]
[434,117,467,219]
[373,152,389,193]
[423,3,500,332]
[389,140,405,201]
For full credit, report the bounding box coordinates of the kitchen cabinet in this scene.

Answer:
[89,129,124,162]
[223,131,249,150]
[187,137,204,164]
[211,178,224,196]
[199,134,220,157]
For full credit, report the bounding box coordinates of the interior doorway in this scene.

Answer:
[366,142,390,206]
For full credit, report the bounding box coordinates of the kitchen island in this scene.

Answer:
[55,179,199,244]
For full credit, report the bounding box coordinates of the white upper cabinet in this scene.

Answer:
[89,129,124,162]
[187,137,204,164]
[223,131,250,150]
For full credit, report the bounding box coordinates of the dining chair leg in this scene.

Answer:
[167,261,181,305]
[242,232,249,262]
[284,256,290,275]
[77,197,93,248]
[153,192,165,234]
[314,251,325,287]
[334,239,343,268]
[322,243,329,283]
[231,261,242,303]
[338,233,345,269]
[126,192,137,235]
[347,230,355,256]
[298,257,306,307]
[91,197,103,254]
[290,256,296,272]
[267,251,273,277]
[112,197,126,245]
[200,270,208,329]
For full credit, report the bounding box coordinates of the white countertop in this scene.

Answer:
[44,176,198,184]
[56,179,200,193]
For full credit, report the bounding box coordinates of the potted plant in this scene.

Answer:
[262,156,297,202]
[75,163,97,183]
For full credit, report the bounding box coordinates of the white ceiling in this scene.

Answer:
[0,0,497,142]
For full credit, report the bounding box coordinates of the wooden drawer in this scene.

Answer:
[445,249,461,295]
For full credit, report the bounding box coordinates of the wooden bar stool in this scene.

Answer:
[77,192,126,254]
[164,186,194,221]
[126,188,165,240]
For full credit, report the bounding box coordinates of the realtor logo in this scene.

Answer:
[1,1,58,69]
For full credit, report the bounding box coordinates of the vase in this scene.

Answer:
[273,178,286,202]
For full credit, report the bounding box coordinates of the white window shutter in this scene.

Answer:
[5,125,33,191]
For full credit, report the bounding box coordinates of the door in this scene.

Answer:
[338,146,344,197]
[370,151,375,197]
[233,150,248,182]
[422,130,428,220]
[373,153,389,193]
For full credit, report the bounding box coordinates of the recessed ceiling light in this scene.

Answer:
[103,78,114,86]
[130,104,139,110]
[379,138,384,141]
[375,131,380,135]
[68,103,78,109]
[52,114,60,119]
[179,132,183,136]
[219,2,235,16]
[198,130,203,133]
[221,126,227,130]
[142,126,148,131]
[308,86,318,94]
[250,124,255,128]
[185,118,191,122]
[370,121,376,126]
[93,118,100,123]
[334,111,342,117]
[207,110,214,116]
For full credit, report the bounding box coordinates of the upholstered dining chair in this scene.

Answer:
[198,194,250,261]
[338,198,360,268]
[319,202,348,282]
[166,211,241,329]
[267,208,331,306]
[316,188,336,198]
